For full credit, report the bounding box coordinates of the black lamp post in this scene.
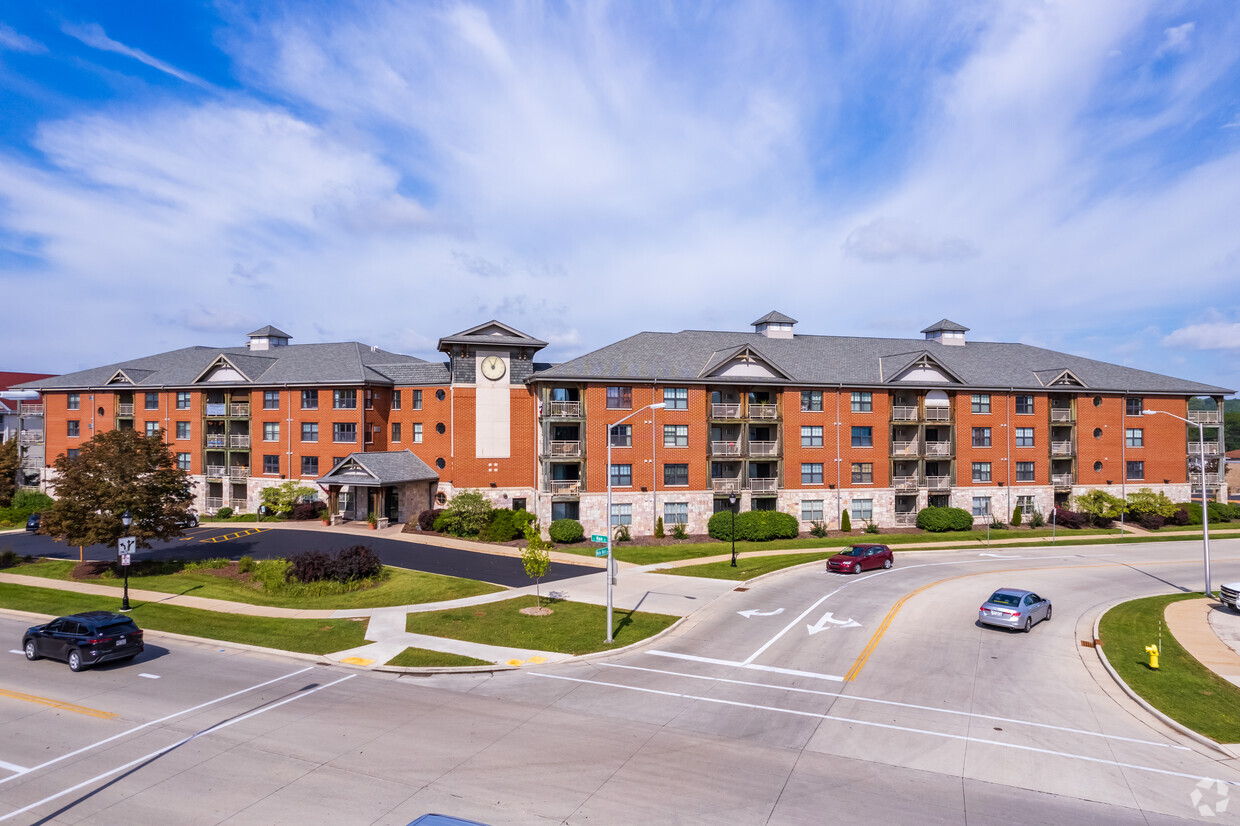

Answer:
[729,492,738,567]
[120,510,132,612]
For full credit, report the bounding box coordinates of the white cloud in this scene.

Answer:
[843,218,977,263]
[1154,22,1195,59]
[62,22,211,88]
[0,23,45,53]
[1162,322,1240,350]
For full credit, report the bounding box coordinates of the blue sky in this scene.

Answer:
[1,1,1238,393]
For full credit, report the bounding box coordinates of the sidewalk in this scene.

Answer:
[1163,598,1240,689]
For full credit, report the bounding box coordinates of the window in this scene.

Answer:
[610,503,632,526]
[610,464,632,487]
[663,424,688,447]
[364,389,374,410]
[1016,495,1036,514]
[436,422,445,434]
[67,393,80,410]
[177,452,191,471]
[801,500,824,522]
[801,426,823,447]
[663,387,688,410]
[1125,428,1143,448]
[413,423,423,443]
[296,390,316,411]
[1016,462,1035,482]
[67,420,80,437]
[176,392,191,410]
[714,498,738,514]
[301,422,318,442]
[1015,427,1034,447]
[512,498,527,512]
[392,423,402,442]
[66,449,79,460]
[664,463,689,486]
[263,455,280,475]
[1127,461,1144,480]
[851,426,872,447]
[972,462,991,482]
[972,427,991,447]
[851,391,872,413]
[263,422,279,442]
[1015,395,1034,415]
[801,390,823,412]
[176,421,191,440]
[364,424,374,444]
[145,421,159,437]
[851,462,873,484]
[412,390,422,410]
[972,497,991,517]
[145,392,159,410]
[263,390,279,410]
[552,501,579,521]
[606,386,632,409]
[665,502,688,524]
[333,422,357,443]
[851,499,873,521]
[801,463,824,484]
[302,456,318,476]
[436,389,446,401]
[972,394,990,413]
[333,389,356,409]
[1126,397,1143,416]
[392,390,401,410]
[609,424,632,447]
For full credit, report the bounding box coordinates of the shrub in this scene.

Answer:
[12,490,53,512]
[614,524,631,542]
[670,521,689,540]
[1208,502,1232,523]
[1167,506,1190,526]
[654,517,665,539]
[418,509,442,531]
[1180,502,1203,524]
[1052,508,1086,529]
[432,513,449,532]
[290,501,326,520]
[916,506,973,532]
[989,519,1007,529]
[841,510,852,532]
[707,510,734,540]
[1029,509,1045,528]
[513,508,538,534]
[287,545,382,584]
[809,521,829,538]
[709,510,799,542]
[216,506,233,519]
[864,521,881,534]
[238,556,255,574]
[1011,505,1022,527]
[438,490,494,537]
[548,518,584,544]
[288,550,332,583]
[0,550,19,568]
[1075,490,1127,525]
[1126,488,1176,519]
[1138,514,1166,530]
[184,557,229,571]
[481,509,522,542]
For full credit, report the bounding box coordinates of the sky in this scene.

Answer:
[1,1,1238,393]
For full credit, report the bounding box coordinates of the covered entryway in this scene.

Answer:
[316,450,438,525]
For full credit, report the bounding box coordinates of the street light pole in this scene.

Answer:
[1143,410,1212,596]
[729,491,737,567]
[605,402,665,642]
[120,510,132,612]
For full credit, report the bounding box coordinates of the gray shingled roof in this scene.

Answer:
[530,330,1232,394]
[247,325,291,339]
[437,320,548,350]
[921,319,970,333]
[751,311,798,326]
[317,450,439,486]
[370,362,451,385]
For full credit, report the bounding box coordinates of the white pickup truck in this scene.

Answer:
[1222,582,1240,612]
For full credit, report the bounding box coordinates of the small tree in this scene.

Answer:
[0,437,18,507]
[439,490,494,537]
[1011,505,1023,527]
[1126,488,1177,519]
[1074,490,1127,525]
[653,516,664,538]
[260,481,318,518]
[522,522,552,612]
[840,510,852,532]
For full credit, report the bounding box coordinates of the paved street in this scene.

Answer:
[1,539,1239,823]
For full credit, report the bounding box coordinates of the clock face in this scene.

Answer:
[480,355,506,381]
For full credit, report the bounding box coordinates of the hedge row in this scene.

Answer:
[706,510,799,542]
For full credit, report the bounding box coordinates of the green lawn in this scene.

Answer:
[405,595,679,655]
[0,583,368,655]
[1099,593,1240,744]
[7,558,504,609]
[385,647,493,667]
[660,552,836,580]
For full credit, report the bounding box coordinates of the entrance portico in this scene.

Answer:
[316,450,439,524]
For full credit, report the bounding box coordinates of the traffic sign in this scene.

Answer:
[120,553,131,566]
[595,547,609,557]
[117,536,136,557]
[591,534,607,543]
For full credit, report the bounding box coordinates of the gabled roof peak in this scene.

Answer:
[751,310,798,326]
[920,319,969,334]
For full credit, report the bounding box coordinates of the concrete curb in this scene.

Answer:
[1089,597,1240,759]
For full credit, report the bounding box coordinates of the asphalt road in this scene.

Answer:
[0,527,598,588]
[1,539,1239,823]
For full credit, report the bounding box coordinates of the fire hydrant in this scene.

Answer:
[1145,644,1160,670]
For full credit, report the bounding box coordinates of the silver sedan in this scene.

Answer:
[978,588,1051,632]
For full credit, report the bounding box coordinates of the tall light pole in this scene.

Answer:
[120,510,133,612]
[1143,409,1212,596]
[606,402,665,642]
[729,491,738,567]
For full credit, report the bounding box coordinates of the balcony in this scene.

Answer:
[891,440,919,457]
[17,403,43,416]
[548,440,582,458]
[206,434,227,449]
[229,467,250,480]
[748,441,778,457]
[1052,473,1073,488]
[712,477,742,494]
[1050,441,1073,456]
[748,477,778,492]
[206,465,227,479]
[206,497,226,511]
[894,512,918,525]
[1050,408,1073,423]
[924,407,950,421]
[892,406,919,422]
[749,403,778,420]
[18,431,44,444]
[1199,441,1222,456]
[711,441,743,457]
[116,403,135,416]
[230,403,250,418]
[550,480,581,496]
[229,434,251,449]
[893,475,920,491]
[712,403,742,419]
[1188,410,1221,424]
[547,401,581,418]
[925,475,952,490]
[205,403,227,417]
[924,441,951,457]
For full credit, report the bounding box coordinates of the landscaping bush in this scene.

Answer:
[614,524,631,542]
[481,508,522,542]
[1052,508,1086,529]
[287,545,382,584]
[1011,505,1022,527]
[916,506,973,532]
[1208,502,1233,523]
[1167,506,1190,526]
[12,489,53,512]
[1029,509,1045,528]
[841,510,852,532]
[708,510,797,542]
[1126,488,1177,520]
[216,506,233,519]
[809,521,829,538]
[238,556,255,574]
[864,521,881,534]
[432,513,449,532]
[417,509,442,531]
[654,517,664,539]
[989,519,1007,529]
[1138,514,1166,530]
[437,490,494,537]
[548,518,584,544]
[0,550,19,569]
[290,501,326,520]
[670,521,689,540]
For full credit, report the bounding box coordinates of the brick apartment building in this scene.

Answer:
[15,315,1232,536]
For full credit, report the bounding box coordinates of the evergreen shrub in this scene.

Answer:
[548,519,584,544]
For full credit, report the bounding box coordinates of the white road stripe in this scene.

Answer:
[7,651,22,655]
[138,674,160,679]
[0,673,356,822]
[531,672,1239,787]
[0,761,27,775]
[0,665,315,785]
[647,651,845,682]
[603,662,1190,750]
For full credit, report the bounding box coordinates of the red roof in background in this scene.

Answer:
[0,371,55,390]
[1227,449,1240,460]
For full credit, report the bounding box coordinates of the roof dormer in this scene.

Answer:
[751,311,797,339]
[246,325,291,351]
[921,319,968,346]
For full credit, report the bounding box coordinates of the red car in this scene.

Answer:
[826,544,893,574]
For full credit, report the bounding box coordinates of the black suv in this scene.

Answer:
[23,611,144,672]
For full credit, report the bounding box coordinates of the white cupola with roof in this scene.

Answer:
[246,325,292,351]
[751,311,797,339]
[921,319,968,346]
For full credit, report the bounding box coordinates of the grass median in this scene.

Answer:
[0,583,368,655]
[385,648,492,668]
[1099,593,1240,744]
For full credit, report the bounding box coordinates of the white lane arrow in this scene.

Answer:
[806,612,861,635]
[738,608,785,619]
[979,553,1014,558]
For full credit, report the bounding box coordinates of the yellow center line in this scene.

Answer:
[0,688,117,720]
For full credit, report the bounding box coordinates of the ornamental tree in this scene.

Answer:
[1074,490,1127,523]
[259,480,318,517]
[522,522,552,611]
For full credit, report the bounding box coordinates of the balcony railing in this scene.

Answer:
[206,465,227,478]
[230,403,250,417]
[229,434,251,449]
[894,512,918,525]
[891,440,919,456]
[548,440,582,457]
[893,475,920,490]
[17,403,43,416]
[205,403,227,416]
[116,403,135,416]
[549,480,581,496]
[1050,408,1073,423]
[748,441,778,457]
[712,403,741,419]
[1188,410,1220,424]
[712,477,742,493]
[711,441,742,457]
[925,475,951,490]
[892,406,919,422]
[749,403,778,420]
[1050,441,1073,456]
[1199,442,1222,456]
[547,401,581,417]
[18,431,44,444]
[748,477,778,492]
[924,441,951,456]
[229,467,250,480]
[1052,473,1073,488]
[206,497,226,510]
[206,434,227,449]
[924,407,950,421]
